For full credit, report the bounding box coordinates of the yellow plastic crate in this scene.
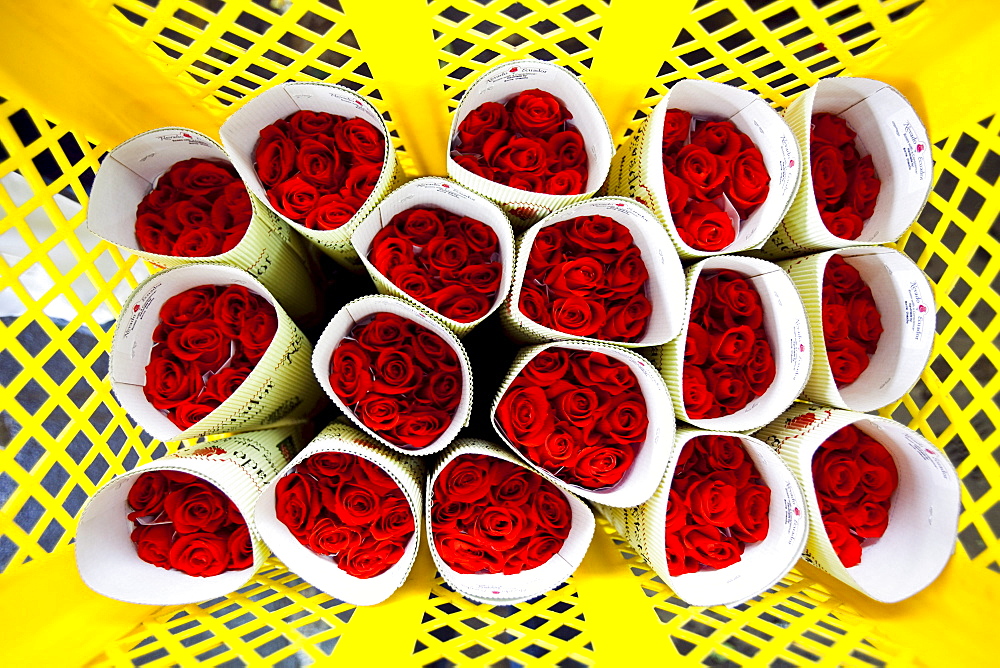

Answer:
[1,0,998,665]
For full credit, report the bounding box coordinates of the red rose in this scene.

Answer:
[812,449,863,501]
[602,294,652,341]
[812,113,857,148]
[412,328,459,371]
[471,505,529,550]
[662,169,691,215]
[518,283,552,328]
[457,263,502,295]
[547,130,587,170]
[520,348,570,385]
[732,483,770,542]
[509,88,570,138]
[528,225,566,267]
[675,143,727,200]
[267,176,319,223]
[564,215,633,255]
[340,540,407,579]
[168,532,230,576]
[705,365,751,412]
[305,193,358,231]
[428,285,491,323]
[241,309,278,362]
[820,206,864,240]
[709,325,756,366]
[453,153,496,180]
[488,136,549,174]
[254,125,297,188]
[684,322,710,366]
[574,352,637,395]
[330,340,374,405]
[275,471,321,537]
[823,254,864,292]
[388,408,452,448]
[134,214,175,255]
[597,393,648,445]
[823,514,863,567]
[554,387,600,428]
[728,148,770,214]
[307,518,362,555]
[437,456,494,504]
[354,312,407,352]
[371,501,416,542]
[848,155,881,219]
[690,120,745,164]
[178,160,238,197]
[827,340,870,386]
[708,271,763,329]
[144,357,203,410]
[127,471,169,520]
[227,525,254,570]
[172,228,223,258]
[679,524,743,570]
[163,481,231,534]
[172,400,220,430]
[356,394,402,431]
[744,339,776,396]
[288,109,341,140]
[847,293,883,353]
[131,524,174,569]
[166,321,229,372]
[550,296,606,337]
[823,303,850,342]
[685,474,739,527]
[665,532,699,576]
[334,118,385,163]
[495,384,553,448]
[393,207,445,246]
[532,485,572,534]
[491,467,542,507]
[662,108,692,152]
[457,101,509,152]
[569,444,635,488]
[811,143,848,205]
[546,257,605,297]
[545,168,587,195]
[843,500,889,539]
[674,200,736,252]
[138,184,179,215]
[340,162,383,203]
[159,286,214,328]
[434,533,502,574]
[202,367,252,404]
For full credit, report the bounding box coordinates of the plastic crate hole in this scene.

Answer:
[958,188,986,221]
[501,3,531,20]
[0,535,18,572]
[952,133,979,167]
[670,636,696,656]
[429,625,461,642]
[959,522,987,559]
[564,4,596,22]
[460,643,490,659]
[494,630,519,644]
[40,461,69,496]
[934,169,959,200]
[976,149,1000,185]
[194,643,230,662]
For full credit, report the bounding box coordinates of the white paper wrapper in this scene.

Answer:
[597,428,808,607]
[606,79,801,259]
[253,420,424,606]
[110,264,323,442]
[760,77,933,258]
[778,247,935,411]
[491,340,674,507]
[446,59,614,229]
[755,405,960,602]
[500,196,685,348]
[646,255,811,433]
[312,295,472,456]
[426,439,595,605]
[76,426,302,605]
[87,127,319,319]
[220,82,402,270]
[350,177,515,337]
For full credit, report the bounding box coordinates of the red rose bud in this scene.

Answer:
[662,109,692,152]
[674,200,736,252]
[664,436,770,573]
[329,313,461,449]
[811,424,898,567]
[431,454,571,575]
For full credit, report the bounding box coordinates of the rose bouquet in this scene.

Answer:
[314,295,472,456]
[597,430,807,607]
[88,128,318,319]
[502,197,684,348]
[607,79,800,259]
[255,422,424,606]
[221,82,399,268]
[492,340,674,507]
[779,247,935,412]
[447,59,613,227]
[76,428,298,605]
[648,255,810,432]
[761,77,932,258]
[111,264,322,442]
[352,178,515,335]
[756,405,960,602]
[426,440,594,605]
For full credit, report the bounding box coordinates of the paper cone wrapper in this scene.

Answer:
[759,78,933,258]
[426,439,595,605]
[606,79,801,260]
[647,255,811,433]
[220,82,402,270]
[777,247,935,411]
[446,59,614,229]
[491,340,675,507]
[76,426,302,605]
[350,177,515,337]
[500,196,686,348]
[87,127,320,319]
[312,295,472,456]
[253,420,424,606]
[111,264,323,442]
[596,428,808,607]
[754,405,960,602]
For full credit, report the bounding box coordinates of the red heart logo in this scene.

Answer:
[182,133,192,138]
[799,344,805,352]
[133,304,140,313]
[918,304,927,312]
[917,144,925,152]
[510,67,518,73]
[794,507,800,516]
[789,159,795,167]
[615,203,624,206]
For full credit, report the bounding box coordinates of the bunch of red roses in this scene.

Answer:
[274,452,415,579]
[143,285,278,430]
[451,89,589,196]
[495,348,647,490]
[664,435,771,576]
[810,112,882,240]
[329,313,462,449]
[128,470,252,577]
[822,255,883,387]
[368,206,503,323]
[812,425,898,568]
[660,109,770,252]
[683,270,776,419]
[431,454,572,575]
[254,110,385,230]
[519,215,652,342]
[135,158,252,257]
